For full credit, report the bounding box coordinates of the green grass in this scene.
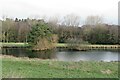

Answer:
[1,56,119,78]
[56,43,67,47]
[0,42,29,48]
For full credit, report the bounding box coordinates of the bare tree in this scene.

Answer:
[85,15,103,25]
[48,16,60,27]
[62,14,80,27]
[2,18,14,42]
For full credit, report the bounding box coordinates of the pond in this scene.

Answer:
[1,48,119,62]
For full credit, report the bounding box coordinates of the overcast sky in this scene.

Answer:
[0,0,119,25]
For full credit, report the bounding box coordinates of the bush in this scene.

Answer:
[28,23,57,50]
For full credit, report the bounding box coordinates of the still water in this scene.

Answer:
[1,48,119,62]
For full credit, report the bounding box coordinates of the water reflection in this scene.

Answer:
[2,48,56,59]
[1,48,119,62]
[56,51,119,62]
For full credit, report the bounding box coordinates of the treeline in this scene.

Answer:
[0,14,119,45]
[1,18,46,42]
[54,24,118,44]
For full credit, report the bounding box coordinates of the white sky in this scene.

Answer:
[0,0,119,25]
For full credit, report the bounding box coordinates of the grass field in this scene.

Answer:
[1,56,119,78]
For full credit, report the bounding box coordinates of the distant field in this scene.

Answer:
[1,56,119,78]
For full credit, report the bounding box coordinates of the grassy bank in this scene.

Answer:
[1,56,119,78]
[1,42,119,51]
[0,42,29,48]
[1,42,119,48]
[57,43,119,50]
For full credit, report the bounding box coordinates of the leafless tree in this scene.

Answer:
[48,16,60,27]
[62,14,80,27]
[85,15,103,25]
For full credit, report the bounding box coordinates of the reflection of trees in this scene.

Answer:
[29,49,56,59]
[2,48,57,59]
